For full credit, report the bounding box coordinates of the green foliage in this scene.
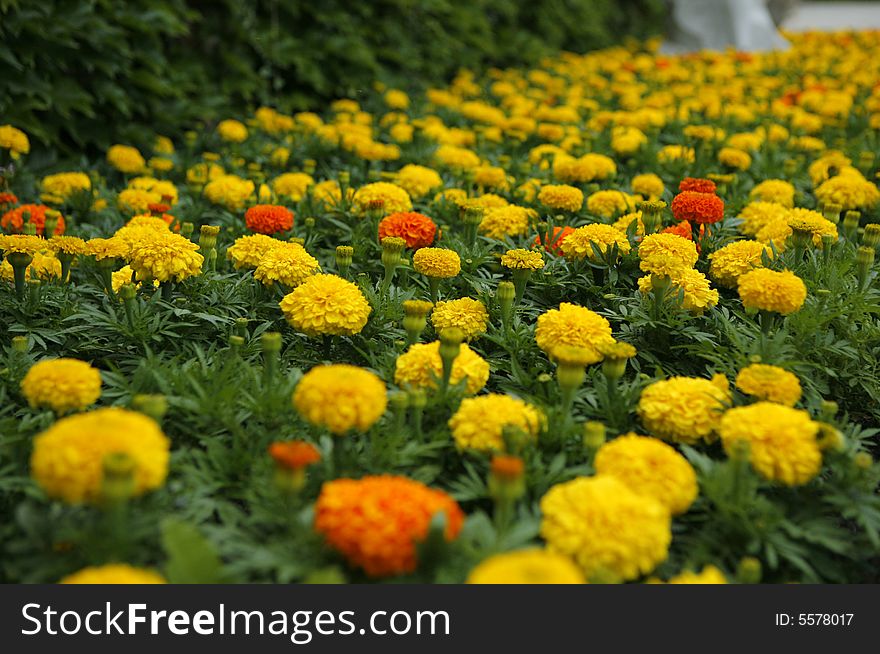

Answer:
[0,0,665,154]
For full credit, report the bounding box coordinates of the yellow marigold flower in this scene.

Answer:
[107,144,146,174]
[479,205,532,239]
[708,239,773,288]
[684,124,725,142]
[0,234,43,255]
[632,173,665,199]
[501,248,544,270]
[352,181,412,214]
[728,132,763,151]
[293,364,386,434]
[312,179,351,206]
[412,247,461,278]
[448,393,543,451]
[638,268,719,313]
[459,193,509,211]
[808,152,853,185]
[85,237,129,261]
[204,174,255,211]
[561,223,631,261]
[735,363,802,406]
[595,433,698,515]
[718,403,821,486]
[30,407,170,504]
[652,565,728,584]
[127,231,204,283]
[552,153,616,183]
[786,207,839,247]
[815,171,880,210]
[538,184,584,212]
[467,549,585,584]
[434,144,481,169]
[0,124,30,158]
[637,232,699,277]
[737,268,806,315]
[657,145,695,164]
[253,242,320,288]
[40,172,91,204]
[314,475,463,577]
[749,179,795,208]
[128,176,178,204]
[186,162,225,185]
[586,190,636,219]
[719,147,752,170]
[60,564,167,585]
[737,201,790,237]
[540,476,671,582]
[473,165,510,191]
[154,135,174,154]
[21,358,101,414]
[226,233,284,269]
[216,119,248,142]
[613,211,646,236]
[535,302,615,363]
[48,236,86,256]
[271,172,315,201]
[395,164,442,199]
[394,341,489,395]
[431,297,489,340]
[611,125,647,155]
[117,188,160,214]
[0,250,61,282]
[638,375,730,444]
[279,274,371,336]
[112,264,158,293]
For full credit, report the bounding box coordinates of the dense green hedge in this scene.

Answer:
[0,0,665,155]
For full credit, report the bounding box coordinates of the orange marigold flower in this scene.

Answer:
[269,440,321,470]
[491,455,525,481]
[377,211,437,249]
[671,191,724,224]
[1,204,65,236]
[662,220,694,241]
[314,475,464,577]
[148,203,171,215]
[533,225,575,255]
[679,177,717,194]
[0,192,18,208]
[245,204,294,235]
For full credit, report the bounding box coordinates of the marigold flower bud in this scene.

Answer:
[737,557,762,584]
[261,331,282,353]
[101,452,136,505]
[234,317,249,338]
[462,206,484,226]
[180,222,194,238]
[497,280,515,327]
[132,394,168,423]
[856,245,875,287]
[304,217,316,229]
[402,299,432,344]
[863,224,880,249]
[820,400,838,421]
[817,423,845,452]
[408,388,427,409]
[438,327,464,391]
[229,335,245,350]
[335,245,353,275]
[854,452,873,470]
[381,236,406,270]
[338,171,350,186]
[11,335,28,353]
[783,158,798,176]
[118,282,136,301]
[269,440,321,493]
[822,203,842,224]
[583,421,606,451]
[199,224,220,250]
[488,455,526,502]
[598,341,637,382]
[844,210,861,235]
[303,159,317,175]
[554,345,592,391]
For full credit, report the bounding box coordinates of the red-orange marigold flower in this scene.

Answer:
[679,177,717,194]
[314,475,464,577]
[269,440,321,470]
[533,225,575,255]
[1,204,65,236]
[671,191,724,224]
[0,192,18,208]
[148,203,171,216]
[245,204,294,235]
[662,220,693,240]
[377,211,437,249]
[490,455,525,481]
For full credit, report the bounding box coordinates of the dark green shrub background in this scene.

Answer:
[0,0,665,155]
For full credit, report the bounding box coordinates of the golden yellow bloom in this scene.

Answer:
[117,188,160,214]
[651,565,727,584]
[637,232,699,277]
[632,173,665,199]
[535,302,615,363]
[657,145,695,164]
[501,248,544,270]
[737,268,806,315]
[217,119,248,143]
[538,184,584,212]
[353,181,412,214]
[638,268,719,313]
[226,233,283,269]
[85,237,128,261]
[738,201,790,237]
[586,190,636,219]
[253,242,321,287]
[434,145,481,169]
[467,549,585,584]
[412,247,461,278]
[638,375,730,444]
[203,174,255,210]
[560,223,631,261]
[127,231,204,283]
[718,403,821,486]
[293,364,386,434]
[786,208,839,247]
[708,240,773,288]
[0,234,44,255]
[479,205,532,239]
[279,274,371,336]
[48,236,86,256]
[395,164,442,199]
[540,476,671,581]
[448,393,543,451]
[815,171,880,210]
[271,172,315,201]
[718,147,752,170]
[21,358,101,414]
[0,124,30,158]
[40,172,91,204]
[0,250,61,282]
[553,153,616,183]
[431,297,489,340]
[112,264,158,293]
[60,565,166,585]
[595,433,698,515]
[128,176,178,204]
[186,162,225,185]
[749,179,795,208]
[107,144,145,174]
[394,341,489,395]
[30,407,170,504]
[735,363,802,406]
